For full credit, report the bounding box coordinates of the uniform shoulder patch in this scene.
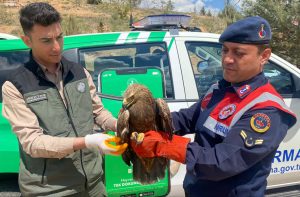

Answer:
[250,113,271,133]
[240,130,264,148]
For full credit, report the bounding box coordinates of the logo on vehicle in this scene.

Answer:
[127,78,138,86]
[250,113,271,133]
[219,104,236,119]
[77,82,86,93]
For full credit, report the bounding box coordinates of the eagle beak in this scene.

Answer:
[122,95,135,109]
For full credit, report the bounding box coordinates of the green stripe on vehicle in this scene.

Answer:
[167,37,175,52]
[0,39,27,51]
[63,33,121,50]
[147,32,166,42]
[125,32,140,43]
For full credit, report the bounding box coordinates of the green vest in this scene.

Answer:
[9,55,104,196]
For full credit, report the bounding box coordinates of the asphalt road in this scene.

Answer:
[0,174,20,197]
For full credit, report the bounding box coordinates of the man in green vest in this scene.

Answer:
[2,2,127,196]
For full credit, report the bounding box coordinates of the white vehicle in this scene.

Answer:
[0,33,18,40]
[0,15,299,196]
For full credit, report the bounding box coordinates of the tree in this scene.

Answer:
[242,0,300,67]
[200,6,206,16]
[207,9,212,17]
[129,0,142,8]
[165,0,174,13]
[219,0,242,25]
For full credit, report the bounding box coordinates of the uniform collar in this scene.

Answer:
[38,60,62,75]
[219,72,268,99]
[27,50,72,80]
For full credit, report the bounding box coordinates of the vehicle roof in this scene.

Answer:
[0,31,220,51]
[0,33,19,40]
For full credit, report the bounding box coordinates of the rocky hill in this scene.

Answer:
[0,0,227,37]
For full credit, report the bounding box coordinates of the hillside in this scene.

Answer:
[0,0,227,36]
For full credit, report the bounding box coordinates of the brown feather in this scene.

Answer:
[117,83,173,184]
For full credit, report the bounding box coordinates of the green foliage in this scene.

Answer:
[218,3,243,25]
[87,0,102,4]
[129,0,142,8]
[242,0,300,66]
[200,6,206,16]
[164,0,174,13]
[63,15,79,35]
[97,18,105,32]
[207,10,212,17]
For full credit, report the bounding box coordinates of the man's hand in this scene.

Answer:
[85,133,128,155]
[131,131,190,163]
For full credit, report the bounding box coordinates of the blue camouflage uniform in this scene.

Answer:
[171,16,297,197]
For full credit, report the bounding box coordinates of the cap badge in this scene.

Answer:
[77,82,86,93]
[219,104,236,119]
[258,24,266,39]
[250,113,271,133]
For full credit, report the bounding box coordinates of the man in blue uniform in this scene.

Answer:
[131,16,297,196]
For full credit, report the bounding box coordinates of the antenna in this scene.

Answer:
[129,13,133,28]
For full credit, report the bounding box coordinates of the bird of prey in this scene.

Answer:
[117,83,173,184]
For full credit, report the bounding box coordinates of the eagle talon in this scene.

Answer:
[130,132,144,144]
[130,132,138,141]
[136,133,144,144]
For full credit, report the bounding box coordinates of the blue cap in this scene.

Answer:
[219,16,272,44]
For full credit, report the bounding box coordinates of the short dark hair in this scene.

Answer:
[256,44,270,54]
[19,2,61,34]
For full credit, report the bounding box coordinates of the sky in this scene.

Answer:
[140,0,243,15]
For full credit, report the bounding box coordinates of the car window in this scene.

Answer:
[0,50,30,101]
[78,42,174,98]
[185,42,223,97]
[185,42,295,97]
[264,62,294,94]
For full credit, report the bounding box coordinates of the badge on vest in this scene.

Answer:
[77,82,86,93]
[26,93,47,104]
[250,113,271,133]
[219,104,236,119]
[237,84,251,98]
[240,130,264,148]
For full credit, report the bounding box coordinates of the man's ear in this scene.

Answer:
[21,34,32,48]
[260,48,272,65]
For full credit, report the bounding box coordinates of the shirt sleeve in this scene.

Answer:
[171,101,201,135]
[84,69,117,132]
[185,107,290,181]
[2,81,75,159]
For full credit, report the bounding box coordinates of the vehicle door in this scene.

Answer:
[0,48,29,173]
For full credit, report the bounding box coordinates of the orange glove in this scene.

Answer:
[131,131,190,163]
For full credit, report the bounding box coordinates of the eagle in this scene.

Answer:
[117,83,173,184]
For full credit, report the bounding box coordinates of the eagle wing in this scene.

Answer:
[155,98,173,139]
[117,109,132,166]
